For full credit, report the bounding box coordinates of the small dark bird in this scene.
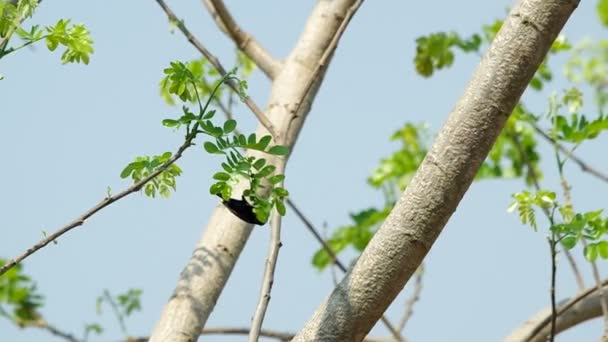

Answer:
[218,194,265,225]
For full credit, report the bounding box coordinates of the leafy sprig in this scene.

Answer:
[124,61,289,224]
[0,0,93,64]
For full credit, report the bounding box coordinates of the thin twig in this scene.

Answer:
[548,232,558,342]
[103,289,128,337]
[202,0,281,79]
[0,134,194,276]
[397,264,424,332]
[291,0,365,121]
[533,124,608,184]
[509,132,585,290]
[0,73,232,275]
[557,153,608,336]
[285,198,405,342]
[249,162,285,342]
[527,278,608,341]
[19,319,82,342]
[154,0,278,139]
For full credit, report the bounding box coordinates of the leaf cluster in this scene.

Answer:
[0,259,43,326]
[120,152,182,198]
[0,1,93,65]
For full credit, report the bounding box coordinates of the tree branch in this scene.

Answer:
[249,163,284,341]
[201,0,281,79]
[292,0,580,340]
[534,124,608,184]
[505,279,608,342]
[0,130,195,276]
[154,0,278,139]
[149,1,364,341]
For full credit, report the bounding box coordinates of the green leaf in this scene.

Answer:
[598,241,608,259]
[585,244,599,262]
[210,182,225,195]
[599,0,608,26]
[267,145,289,156]
[204,141,221,154]
[253,158,266,170]
[247,133,256,145]
[221,163,233,173]
[223,119,237,133]
[273,187,289,197]
[275,200,286,216]
[213,172,230,181]
[257,165,276,178]
[256,135,272,150]
[561,235,577,249]
[269,174,285,184]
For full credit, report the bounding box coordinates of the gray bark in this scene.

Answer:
[149,1,360,341]
[292,0,580,340]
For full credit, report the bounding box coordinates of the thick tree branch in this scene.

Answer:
[149,1,364,341]
[202,0,281,79]
[154,0,278,139]
[292,0,580,340]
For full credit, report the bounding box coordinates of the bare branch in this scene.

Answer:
[149,1,366,340]
[202,0,281,79]
[293,0,580,340]
[397,264,424,332]
[18,319,81,342]
[0,130,195,276]
[505,279,608,342]
[136,326,399,342]
[534,124,608,184]
[154,0,278,138]
[249,163,285,341]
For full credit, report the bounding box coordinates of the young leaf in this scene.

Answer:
[275,200,286,216]
[213,172,230,181]
[256,135,272,150]
[257,165,276,178]
[223,119,237,134]
[204,141,221,154]
[268,145,289,156]
[253,158,267,170]
[269,174,285,184]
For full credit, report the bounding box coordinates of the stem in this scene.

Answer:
[103,290,128,337]
[249,162,284,342]
[548,231,558,342]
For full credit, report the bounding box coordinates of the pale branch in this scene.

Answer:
[202,0,281,79]
[0,132,195,276]
[534,124,608,184]
[292,0,580,340]
[291,0,365,120]
[249,162,285,342]
[149,1,364,340]
[135,326,398,342]
[505,279,608,342]
[154,0,278,138]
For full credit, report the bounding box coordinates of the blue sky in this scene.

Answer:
[2,0,608,341]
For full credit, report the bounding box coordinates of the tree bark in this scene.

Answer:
[292,0,579,340]
[149,1,360,341]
